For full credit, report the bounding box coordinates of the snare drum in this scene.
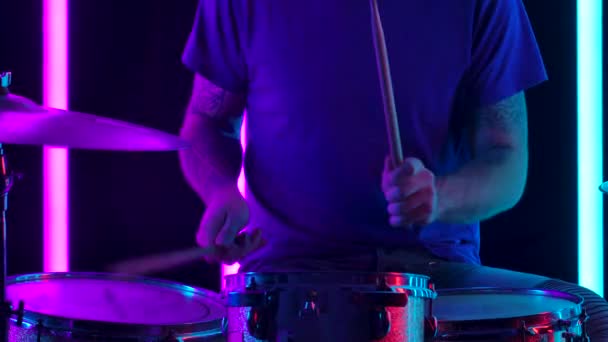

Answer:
[433,288,588,341]
[6,272,226,341]
[223,272,437,342]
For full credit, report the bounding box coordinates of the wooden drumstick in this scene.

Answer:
[107,246,215,275]
[370,0,404,166]
[107,232,251,275]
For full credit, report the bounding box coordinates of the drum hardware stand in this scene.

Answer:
[0,73,26,342]
[0,145,25,342]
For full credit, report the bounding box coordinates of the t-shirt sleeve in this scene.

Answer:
[466,0,548,108]
[182,0,247,93]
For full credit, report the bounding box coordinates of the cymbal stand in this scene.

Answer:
[0,73,25,342]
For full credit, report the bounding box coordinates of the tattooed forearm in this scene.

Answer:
[476,91,527,136]
[472,91,528,159]
[435,92,529,223]
[179,75,246,202]
[187,75,246,119]
[186,75,246,139]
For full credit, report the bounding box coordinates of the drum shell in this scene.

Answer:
[6,273,227,342]
[433,288,586,342]
[8,320,226,342]
[224,272,437,342]
[433,324,583,342]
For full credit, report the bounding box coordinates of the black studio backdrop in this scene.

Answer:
[0,0,605,295]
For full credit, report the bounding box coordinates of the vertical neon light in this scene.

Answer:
[221,115,246,289]
[43,0,69,272]
[577,0,603,295]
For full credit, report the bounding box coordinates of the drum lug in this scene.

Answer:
[424,315,438,342]
[245,277,258,291]
[298,290,320,319]
[559,309,590,342]
[227,276,281,341]
[245,291,279,341]
[16,301,24,326]
[578,308,591,342]
[355,279,409,341]
[519,320,538,338]
[369,307,391,340]
[226,279,281,341]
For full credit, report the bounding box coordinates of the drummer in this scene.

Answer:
[177,0,608,339]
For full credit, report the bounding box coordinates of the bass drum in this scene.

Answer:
[6,272,226,341]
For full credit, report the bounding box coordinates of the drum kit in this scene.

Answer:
[0,0,594,338]
[0,69,592,341]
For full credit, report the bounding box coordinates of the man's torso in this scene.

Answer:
[236,0,482,270]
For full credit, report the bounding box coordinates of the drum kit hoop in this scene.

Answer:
[7,272,226,339]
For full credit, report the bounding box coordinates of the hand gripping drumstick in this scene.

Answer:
[371,1,426,239]
[370,0,404,167]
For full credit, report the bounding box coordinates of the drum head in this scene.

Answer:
[434,288,582,321]
[7,273,225,336]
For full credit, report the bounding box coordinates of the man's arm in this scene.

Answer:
[436,91,529,223]
[179,74,246,204]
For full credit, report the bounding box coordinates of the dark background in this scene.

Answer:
[0,1,604,295]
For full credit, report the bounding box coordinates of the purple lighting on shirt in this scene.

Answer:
[43,0,69,272]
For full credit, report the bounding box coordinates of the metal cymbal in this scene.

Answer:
[0,73,190,151]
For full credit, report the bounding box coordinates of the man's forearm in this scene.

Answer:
[179,114,243,204]
[436,92,529,224]
[179,74,247,204]
[436,144,527,224]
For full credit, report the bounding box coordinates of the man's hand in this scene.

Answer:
[196,187,265,264]
[382,156,439,227]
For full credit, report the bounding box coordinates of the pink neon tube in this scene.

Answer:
[43,0,69,272]
[221,115,246,288]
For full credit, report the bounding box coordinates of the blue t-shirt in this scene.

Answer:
[182,0,547,269]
